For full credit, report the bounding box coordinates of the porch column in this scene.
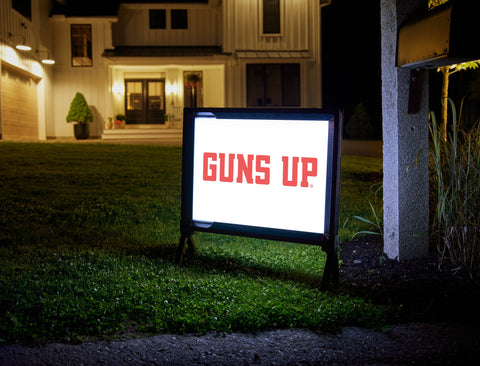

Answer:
[381,0,429,260]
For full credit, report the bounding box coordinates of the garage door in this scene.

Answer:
[1,64,38,140]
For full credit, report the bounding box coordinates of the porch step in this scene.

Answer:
[102,127,183,142]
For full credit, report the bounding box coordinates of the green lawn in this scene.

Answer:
[0,142,383,344]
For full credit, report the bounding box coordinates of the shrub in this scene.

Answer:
[66,93,93,124]
[429,99,480,278]
[345,103,374,140]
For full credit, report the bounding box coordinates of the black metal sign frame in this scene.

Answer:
[177,108,343,290]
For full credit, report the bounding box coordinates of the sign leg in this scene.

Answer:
[176,234,197,266]
[320,248,339,291]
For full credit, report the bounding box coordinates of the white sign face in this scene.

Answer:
[192,117,330,234]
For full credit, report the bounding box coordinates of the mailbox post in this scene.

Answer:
[381,0,480,261]
[381,0,430,261]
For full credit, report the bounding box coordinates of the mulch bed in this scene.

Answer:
[337,236,480,323]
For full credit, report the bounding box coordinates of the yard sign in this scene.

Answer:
[178,108,343,289]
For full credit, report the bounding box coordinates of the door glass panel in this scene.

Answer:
[282,64,301,106]
[264,64,282,106]
[247,65,265,106]
[148,81,164,111]
[126,81,143,111]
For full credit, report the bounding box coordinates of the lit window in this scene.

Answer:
[171,9,188,29]
[71,25,92,67]
[150,9,166,29]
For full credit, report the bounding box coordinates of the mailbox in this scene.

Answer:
[397,1,480,68]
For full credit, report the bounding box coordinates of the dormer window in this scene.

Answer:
[149,9,166,29]
[148,9,188,30]
[171,9,188,29]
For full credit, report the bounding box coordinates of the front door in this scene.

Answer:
[125,79,165,124]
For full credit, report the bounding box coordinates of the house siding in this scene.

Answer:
[223,0,314,52]
[51,19,113,137]
[222,0,323,108]
[1,0,326,140]
[0,0,53,140]
[113,4,221,46]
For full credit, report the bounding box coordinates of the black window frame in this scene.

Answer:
[171,9,188,29]
[263,0,281,35]
[149,9,166,29]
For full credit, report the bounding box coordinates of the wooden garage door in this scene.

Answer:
[1,65,38,140]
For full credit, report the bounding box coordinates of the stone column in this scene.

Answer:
[381,0,429,260]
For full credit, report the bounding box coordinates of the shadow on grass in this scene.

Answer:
[130,242,327,289]
[195,252,326,288]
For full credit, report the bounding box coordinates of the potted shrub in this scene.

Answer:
[66,92,93,139]
[115,114,126,128]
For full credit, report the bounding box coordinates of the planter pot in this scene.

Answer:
[74,123,89,140]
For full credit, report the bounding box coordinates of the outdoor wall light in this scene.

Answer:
[167,82,178,96]
[16,42,31,51]
[112,82,124,95]
[9,32,32,51]
[36,50,55,65]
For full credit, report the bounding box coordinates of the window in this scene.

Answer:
[247,64,300,107]
[12,0,31,20]
[263,0,280,34]
[71,25,92,67]
[171,9,188,29]
[149,9,166,29]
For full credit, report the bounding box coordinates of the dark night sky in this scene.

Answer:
[322,0,382,138]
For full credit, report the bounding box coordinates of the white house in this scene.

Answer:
[0,0,330,141]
